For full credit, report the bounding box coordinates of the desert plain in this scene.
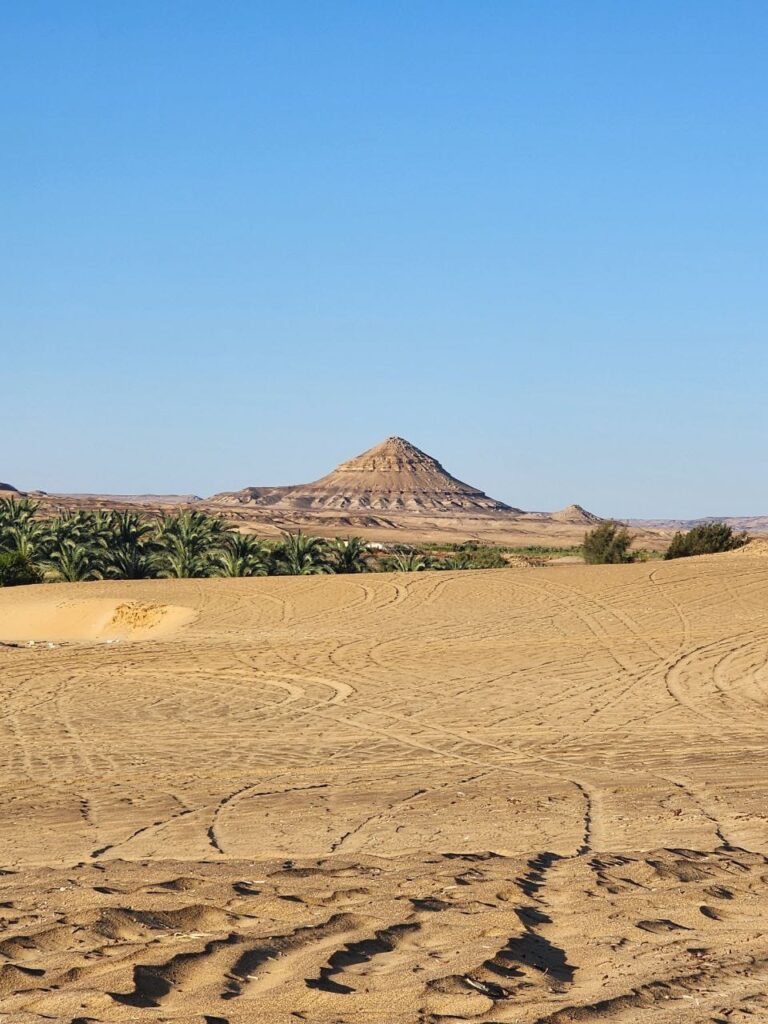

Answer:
[0,547,767,1023]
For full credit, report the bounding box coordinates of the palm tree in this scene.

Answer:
[438,552,473,570]
[103,511,160,579]
[53,510,103,545]
[0,496,40,528]
[383,550,434,572]
[107,544,159,580]
[157,510,233,578]
[105,510,156,546]
[0,551,42,586]
[90,509,117,545]
[275,531,330,575]
[215,534,271,577]
[42,539,103,582]
[326,536,372,574]
[0,497,47,560]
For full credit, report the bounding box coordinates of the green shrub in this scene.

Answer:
[664,522,747,560]
[455,543,508,569]
[0,551,42,586]
[583,521,634,564]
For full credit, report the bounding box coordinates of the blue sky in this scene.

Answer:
[2,1,767,517]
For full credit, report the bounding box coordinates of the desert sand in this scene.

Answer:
[1,553,768,1021]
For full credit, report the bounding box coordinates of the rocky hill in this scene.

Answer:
[211,436,521,515]
[550,503,604,525]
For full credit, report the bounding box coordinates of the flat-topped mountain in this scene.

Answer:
[212,436,521,515]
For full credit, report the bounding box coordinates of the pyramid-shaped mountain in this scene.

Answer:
[212,437,520,515]
[550,503,602,525]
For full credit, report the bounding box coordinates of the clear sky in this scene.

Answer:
[2,1,767,517]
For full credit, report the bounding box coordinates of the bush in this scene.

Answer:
[0,551,42,586]
[664,522,747,560]
[454,543,508,569]
[583,521,634,564]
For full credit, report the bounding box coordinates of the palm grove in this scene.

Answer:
[0,499,747,587]
[0,499,511,586]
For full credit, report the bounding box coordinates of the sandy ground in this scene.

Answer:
[0,556,767,1021]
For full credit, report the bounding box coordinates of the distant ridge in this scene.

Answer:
[628,514,768,534]
[211,436,521,515]
[55,493,202,505]
[0,482,21,495]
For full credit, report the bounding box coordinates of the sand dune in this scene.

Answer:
[0,597,196,645]
[1,556,767,1020]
